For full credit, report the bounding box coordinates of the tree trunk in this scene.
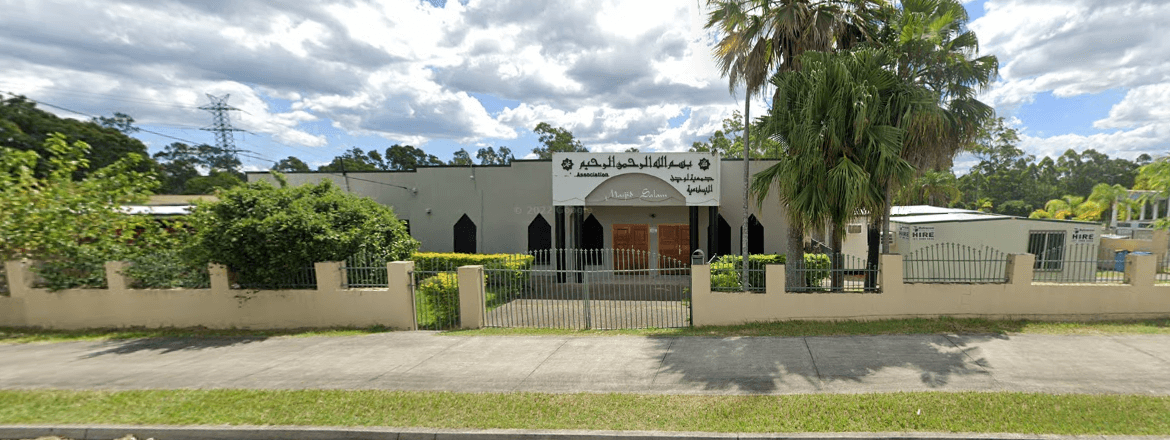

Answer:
[831,223,844,292]
[865,218,880,292]
[741,99,750,290]
[786,222,804,290]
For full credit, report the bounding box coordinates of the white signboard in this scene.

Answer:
[552,153,720,206]
[1072,227,1096,243]
[911,225,935,241]
[898,225,910,240]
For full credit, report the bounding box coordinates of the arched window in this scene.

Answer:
[748,214,764,254]
[527,214,552,263]
[454,214,477,254]
[582,214,603,265]
[716,215,731,257]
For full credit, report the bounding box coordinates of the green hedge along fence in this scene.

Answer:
[710,254,830,291]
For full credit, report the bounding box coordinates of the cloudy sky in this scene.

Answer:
[1,0,1167,172]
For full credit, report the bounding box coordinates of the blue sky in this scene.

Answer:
[2,0,1166,172]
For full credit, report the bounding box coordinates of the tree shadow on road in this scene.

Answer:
[649,332,1009,394]
[79,335,274,358]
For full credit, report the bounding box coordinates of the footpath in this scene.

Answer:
[1,332,1168,394]
[2,332,1168,440]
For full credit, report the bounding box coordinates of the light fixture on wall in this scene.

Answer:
[425,208,432,215]
[650,213,656,218]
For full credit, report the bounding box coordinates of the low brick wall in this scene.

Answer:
[0,260,417,330]
[692,253,1170,325]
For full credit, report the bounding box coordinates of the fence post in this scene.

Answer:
[209,264,230,292]
[458,265,485,329]
[1125,253,1155,287]
[690,263,710,326]
[1006,254,1034,285]
[314,262,344,291]
[105,261,130,291]
[879,254,903,292]
[4,260,35,298]
[765,264,785,295]
[388,261,417,330]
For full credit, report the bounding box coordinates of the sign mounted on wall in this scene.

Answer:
[911,226,935,241]
[1072,227,1096,243]
[552,153,721,206]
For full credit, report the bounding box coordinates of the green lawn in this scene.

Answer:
[0,390,1165,435]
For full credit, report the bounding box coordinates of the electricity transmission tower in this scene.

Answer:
[199,94,244,161]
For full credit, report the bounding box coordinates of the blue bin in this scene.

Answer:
[1114,250,1129,272]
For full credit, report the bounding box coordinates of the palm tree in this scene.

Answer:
[896,170,961,206]
[753,48,920,290]
[873,0,998,254]
[705,0,884,288]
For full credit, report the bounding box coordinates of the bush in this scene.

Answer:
[416,272,459,329]
[708,253,830,290]
[188,179,418,288]
[37,246,108,290]
[124,249,210,289]
[412,252,534,287]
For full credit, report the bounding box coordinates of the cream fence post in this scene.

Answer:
[1006,254,1035,285]
[3,260,34,298]
[1126,253,1155,287]
[388,261,417,330]
[104,261,130,291]
[457,265,485,329]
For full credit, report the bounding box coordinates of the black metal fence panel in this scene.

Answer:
[483,249,690,330]
[903,243,1009,284]
[1032,243,1122,284]
[786,253,879,293]
[344,250,390,288]
[234,265,317,290]
[412,258,459,330]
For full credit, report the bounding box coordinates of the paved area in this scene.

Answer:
[1,332,1168,395]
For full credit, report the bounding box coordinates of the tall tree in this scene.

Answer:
[0,95,154,179]
[896,170,961,206]
[448,149,473,166]
[476,146,514,165]
[385,144,442,170]
[318,147,381,172]
[706,0,881,288]
[272,156,311,173]
[531,123,587,159]
[153,142,242,194]
[754,48,920,290]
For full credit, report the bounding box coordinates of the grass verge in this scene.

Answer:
[446,317,1170,337]
[0,326,394,345]
[0,390,1166,435]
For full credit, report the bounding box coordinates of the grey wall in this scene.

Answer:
[248,159,791,257]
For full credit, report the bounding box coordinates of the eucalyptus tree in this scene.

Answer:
[753,48,921,290]
[705,0,884,287]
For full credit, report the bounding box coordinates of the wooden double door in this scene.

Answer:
[612,224,689,272]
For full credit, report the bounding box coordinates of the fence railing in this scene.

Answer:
[233,265,317,290]
[344,250,390,288]
[412,258,459,330]
[903,243,1009,283]
[786,253,879,293]
[1032,243,1122,284]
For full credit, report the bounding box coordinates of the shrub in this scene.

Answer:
[188,179,418,288]
[707,253,830,290]
[124,249,210,289]
[416,272,459,329]
[412,252,534,287]
[37,246,108,290]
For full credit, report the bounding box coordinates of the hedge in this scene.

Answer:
[710,254,830,291]
[412,252,534,287]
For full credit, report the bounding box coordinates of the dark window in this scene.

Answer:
[745,214,764,254]
[715,215,731,257]
[401,219,411,236]
[582,214,604,265]
[454,214,477,254]
[1028,230,1065,271]
[528,214,552,263]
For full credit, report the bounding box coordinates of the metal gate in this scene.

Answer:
[411,261,460,330]
[483,248,691,329]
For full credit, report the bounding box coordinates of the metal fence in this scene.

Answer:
[903,243,1009,283]
[710,255,772,293]
[234,265,317,290]
[1032,243,1123,284]
[483,249,690,330]
[412,258,459,330]
[344,250,389,288]
[786,253,879,293]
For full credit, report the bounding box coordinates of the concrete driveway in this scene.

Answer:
[1,332,1167,395]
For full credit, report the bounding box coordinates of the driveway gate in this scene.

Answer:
[483,248,691,329]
